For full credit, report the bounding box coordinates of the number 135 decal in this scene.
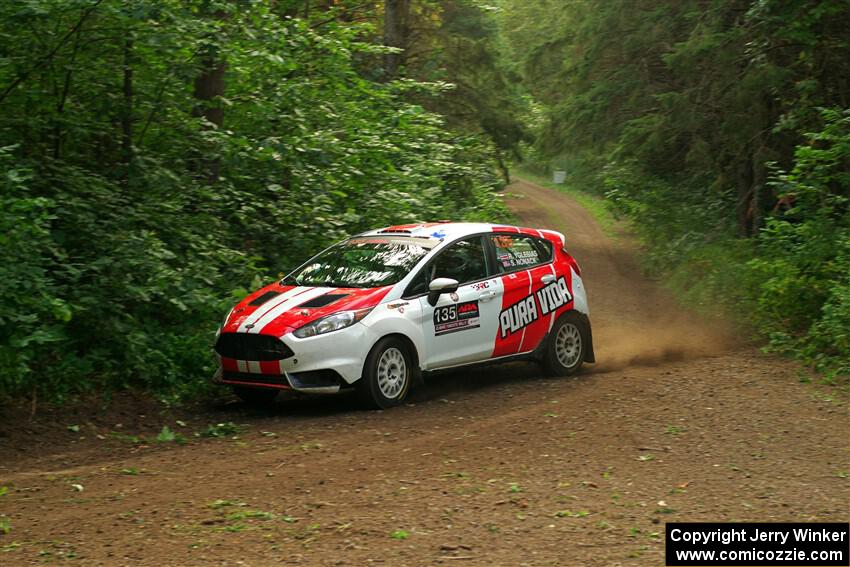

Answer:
[433,301,480,336]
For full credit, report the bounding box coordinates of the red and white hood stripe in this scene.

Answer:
[236,286,334,333]
[222,283,392,337]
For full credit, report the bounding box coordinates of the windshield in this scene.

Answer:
[284,236,436,288]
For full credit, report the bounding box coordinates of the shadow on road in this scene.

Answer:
[210,360,586,419]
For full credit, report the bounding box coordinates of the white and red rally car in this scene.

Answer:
[213,222,594,408]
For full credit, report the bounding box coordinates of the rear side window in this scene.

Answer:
[489,234,553,272]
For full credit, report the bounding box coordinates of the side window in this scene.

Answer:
[432,237,489,284]
[405,237,489,296]
[405,266,432,297]
[490,234,552,272]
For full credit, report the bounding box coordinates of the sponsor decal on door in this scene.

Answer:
[499,276,573,339]
[434,300,481,336]
[536,276,572,316]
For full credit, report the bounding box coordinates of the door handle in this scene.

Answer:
[478,290,498,302]
[541,274,556,284]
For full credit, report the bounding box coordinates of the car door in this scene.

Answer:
[411,236,504,369]
[488,233,560,357]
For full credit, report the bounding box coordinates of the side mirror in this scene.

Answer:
[427,277,459,306]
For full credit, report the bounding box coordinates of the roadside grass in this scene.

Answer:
[199,499,297,534]
[201,422,241,438]
[108,421,249,447]
[512,166,620,239]
[1,541,21,552]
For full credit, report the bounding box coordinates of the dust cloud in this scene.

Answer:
[590,313,739,373]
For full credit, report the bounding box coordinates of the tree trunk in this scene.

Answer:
[52,27,83,160]
[121,33,134,172]
[193,55,225,129]
[750,145,770,235]
[192,23,226,184]
[383,0,409,79]
[735,154,754,238]
[496,151,511,187]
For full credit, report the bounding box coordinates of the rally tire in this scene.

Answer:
[356,337,412,409]
[232,386,279,406]
[542,311,586,376]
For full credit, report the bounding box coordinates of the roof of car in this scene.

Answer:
[360,222,491,240]
[359,222,566,245]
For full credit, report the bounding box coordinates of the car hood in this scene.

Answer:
[221,283,392,337]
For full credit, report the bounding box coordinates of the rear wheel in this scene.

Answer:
[542,311,586,376]
[356,337,412,409]
[232,386,279,406]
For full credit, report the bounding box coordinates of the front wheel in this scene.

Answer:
[542,311,587,376]
[356,337,412,409]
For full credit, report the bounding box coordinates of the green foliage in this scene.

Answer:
[0,0,509,401]
[201,422,241,438]
[109,431,144,444]
[155,425,186,444]
[595,110,849,376]
[414,1,532,157]
[0,148,68,396]
[503,0,849,377]
[746,110,850,375]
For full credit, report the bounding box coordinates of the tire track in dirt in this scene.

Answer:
[0,178,847,566]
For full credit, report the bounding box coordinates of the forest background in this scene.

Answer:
[1,0,847,401]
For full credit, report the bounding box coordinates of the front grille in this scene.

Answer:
[222,371,288,386]
[215,333,294,361]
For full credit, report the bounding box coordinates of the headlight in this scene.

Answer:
[293,308,372,339]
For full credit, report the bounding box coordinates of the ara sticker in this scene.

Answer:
[433,300,480,336]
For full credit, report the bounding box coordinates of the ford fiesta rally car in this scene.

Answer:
[213,222,594,408]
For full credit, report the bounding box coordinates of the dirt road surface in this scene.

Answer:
[1,178,848,566]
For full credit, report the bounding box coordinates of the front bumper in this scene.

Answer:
[213,366,344,394]
[213,322,375,392]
